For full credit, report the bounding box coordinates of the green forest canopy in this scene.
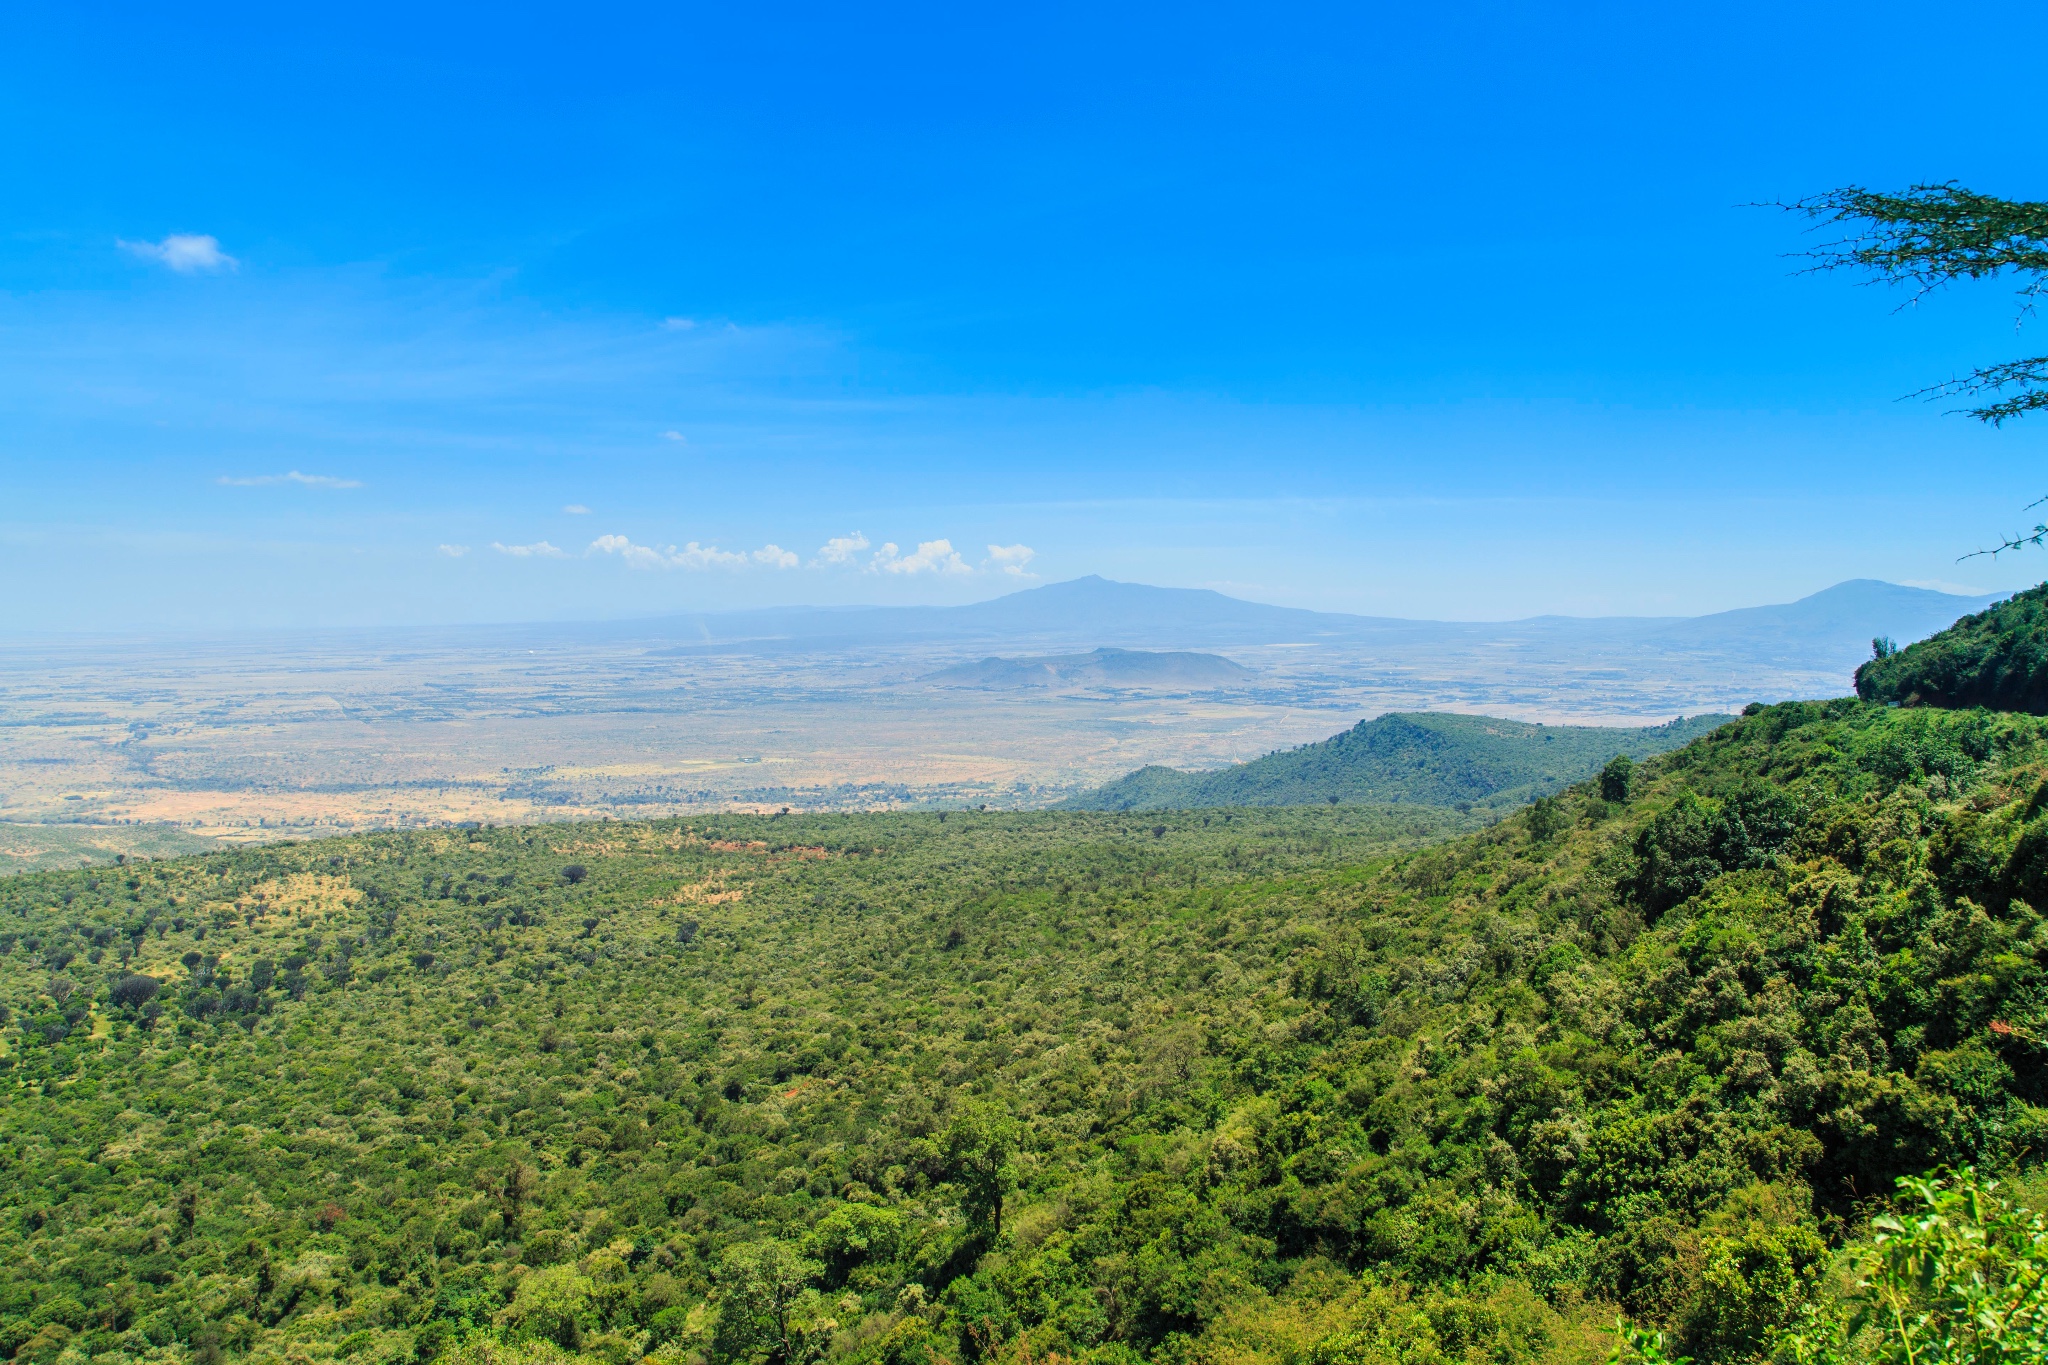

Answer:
[1856,581,2048,715]
[2,696,2046,1365]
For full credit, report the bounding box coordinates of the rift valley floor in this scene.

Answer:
[0,606,1850,861]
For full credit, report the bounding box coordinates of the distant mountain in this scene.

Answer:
[1650,579,2005,659]
[639,576,1381,652]
[628,575,2001,656]
[925,647,1252,690]
[1063,711,1733,812]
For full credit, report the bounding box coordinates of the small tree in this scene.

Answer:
[499,1160,537,1231]
[495,1264,594,1350]
[805,1202,903,1288]
[942,1106,1019,1241]
[110,974,160,1008]
[714,1240,826,1365]
[1600,754,1636,803]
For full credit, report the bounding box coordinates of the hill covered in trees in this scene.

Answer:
[1064,711,1729,813]
[1857,580,2048,713]
[2,695,2045,1365]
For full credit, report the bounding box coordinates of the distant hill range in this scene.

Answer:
[925,647,1251,691]
[415,574,2013,712]
[1063,711,1732,812]
[629,575,2002,653]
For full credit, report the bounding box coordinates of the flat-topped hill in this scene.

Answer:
[924,646,1252,690]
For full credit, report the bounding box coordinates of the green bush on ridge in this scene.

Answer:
[1857,584,2048,714]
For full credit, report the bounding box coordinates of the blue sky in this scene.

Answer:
[3,0,2046,630]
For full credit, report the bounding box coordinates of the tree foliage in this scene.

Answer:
[1857,582,2048,714]
[1779,1170,2048,1365]
[1,708,2047,1365]
[1787,182,2048,428]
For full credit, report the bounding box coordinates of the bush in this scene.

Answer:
[1601,754,1636,803]
[496,1265,595,1350]
[1775,1169,2048,1365]
[109,974,160,1008]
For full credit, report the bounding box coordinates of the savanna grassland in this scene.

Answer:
[2,701,2046,1365]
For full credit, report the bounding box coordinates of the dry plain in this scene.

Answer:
[0,602,1848,865]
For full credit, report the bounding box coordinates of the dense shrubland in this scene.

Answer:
[1857,583,2048,713]
[1,703,2045,1365]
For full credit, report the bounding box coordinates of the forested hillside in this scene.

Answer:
[1065,712,1728,812]
[2,702,2045,1365]
[1857,581,2048,713]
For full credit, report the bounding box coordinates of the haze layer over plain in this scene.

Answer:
[0,577,1997,841]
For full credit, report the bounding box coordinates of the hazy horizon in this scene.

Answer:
[0,572,2013,643]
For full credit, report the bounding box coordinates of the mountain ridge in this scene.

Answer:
[632,575,2003,654]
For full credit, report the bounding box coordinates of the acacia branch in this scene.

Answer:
[1782,183,2048,301]
[1959,492,2048,561]
[1915,354,2048,426]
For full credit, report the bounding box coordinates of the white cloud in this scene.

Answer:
[662,317,697,330]
[1900,578,1991,595]
[984,543,1037,577]
[438,544,470,557]
[588,533,788,570]
[562,503,591,515]
[120,233,237,273]
[587,533,663,567]
[217,470,362,489]
[812,532,870,566]
[870,538,971,575]
[674,541,750,569]
[660,431,687,443]
[491,533,805,572]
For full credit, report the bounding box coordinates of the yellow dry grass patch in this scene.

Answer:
[656,878,748,907]
[99,1116,167,1163]
[554,836,631,857]
[242,872,362,924]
